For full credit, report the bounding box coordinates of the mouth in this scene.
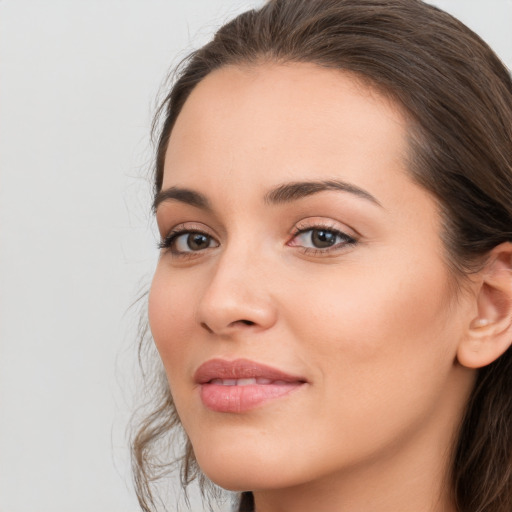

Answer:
[194,358,307,413]
[209,377,293,386]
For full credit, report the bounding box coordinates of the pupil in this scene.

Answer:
[312,230,336,248]
[188,233,209,250]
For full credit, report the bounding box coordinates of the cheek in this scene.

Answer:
[284,251,457,416]
[264,256,462,476]
[289,257,452,346]
[148,266,196,375]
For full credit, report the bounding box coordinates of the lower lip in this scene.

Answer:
[200,382,304,413]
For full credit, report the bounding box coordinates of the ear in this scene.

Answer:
[457,242,512,369]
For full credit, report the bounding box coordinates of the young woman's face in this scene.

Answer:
[149,64,476,495]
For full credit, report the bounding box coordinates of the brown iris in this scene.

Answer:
[187,233,211,251]
[311,229,338,248]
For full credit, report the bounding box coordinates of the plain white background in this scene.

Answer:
[0,1,511,511]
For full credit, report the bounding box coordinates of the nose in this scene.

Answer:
[197,248,278,336]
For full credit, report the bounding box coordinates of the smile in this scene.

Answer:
[209,378,292,386]
[195,359,307,413]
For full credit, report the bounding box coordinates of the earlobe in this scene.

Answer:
[457,243,512,369]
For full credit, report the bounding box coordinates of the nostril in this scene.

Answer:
[200,322,214,333]
[227,319,256,328]
[200,319,256,334]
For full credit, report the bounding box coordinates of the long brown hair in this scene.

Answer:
[131,1,512,511]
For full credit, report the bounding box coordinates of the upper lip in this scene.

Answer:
[194,358,307,384]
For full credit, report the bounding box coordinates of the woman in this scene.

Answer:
[132,1,512,511]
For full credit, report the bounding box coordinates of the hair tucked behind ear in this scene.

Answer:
[131,1,512,510]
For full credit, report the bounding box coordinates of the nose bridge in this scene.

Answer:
[197,233,277,334]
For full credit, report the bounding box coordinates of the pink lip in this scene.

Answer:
[194,358,307,413]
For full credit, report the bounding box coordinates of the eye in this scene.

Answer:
[159,229,219,255]
[289,227,356,252]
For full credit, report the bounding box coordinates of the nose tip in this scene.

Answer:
[199,299,277,335]
[197,274,277,336]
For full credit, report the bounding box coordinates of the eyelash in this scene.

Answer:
[158,223,357,258]
[288,224,357,255]
[158,224,218,257]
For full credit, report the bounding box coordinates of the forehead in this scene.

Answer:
[163,62,409,198]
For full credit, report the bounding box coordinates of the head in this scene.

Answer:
[132,1,512,511]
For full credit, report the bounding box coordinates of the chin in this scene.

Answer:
[194,443,302,492]
[202,466,290,493]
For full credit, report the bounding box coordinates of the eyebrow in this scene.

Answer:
[153,187,211,212]
[264,179,382,207]
[153,179,381,212]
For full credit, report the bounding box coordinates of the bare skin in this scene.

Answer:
[149,63,512,512]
